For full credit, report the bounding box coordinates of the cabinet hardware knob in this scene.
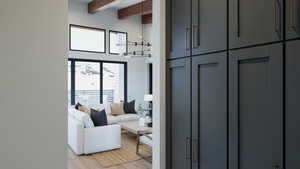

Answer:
[273,0,281,37]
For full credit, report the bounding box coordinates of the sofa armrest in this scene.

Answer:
[68,116,84,155]
[84,124,121,154]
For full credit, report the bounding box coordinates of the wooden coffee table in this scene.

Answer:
[120,120,152,154]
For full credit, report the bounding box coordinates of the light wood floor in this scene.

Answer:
[68,134,152,169]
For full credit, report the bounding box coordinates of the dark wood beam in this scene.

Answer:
[118,0,152,19]
[88,0,116,14]
[142,14,152,24]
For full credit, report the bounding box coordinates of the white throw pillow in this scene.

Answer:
[87,104,112,115]
[104,104,112,115]
[71,108,94,128]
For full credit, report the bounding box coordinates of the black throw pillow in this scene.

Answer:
[90,109,108,126]
[124,100,137,114]
[75,103,82,110]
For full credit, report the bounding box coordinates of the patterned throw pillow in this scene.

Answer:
[78,105,91,116]
[75,102,82,110]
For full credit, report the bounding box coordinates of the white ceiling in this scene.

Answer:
[73,0,144,9]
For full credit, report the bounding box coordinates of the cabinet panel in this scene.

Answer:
[168,0,191,59]
[191,52,227,169]
[229,0,283,48]
[286,0,300,39]
[191,0,227,55]
[167,59,191,169]
[229,44,283,169]
[286,40,300,169]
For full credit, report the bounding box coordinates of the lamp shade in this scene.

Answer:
[144,94,153,102]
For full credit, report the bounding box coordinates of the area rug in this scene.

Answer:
[91,134,152,168]
[92,148,141,168]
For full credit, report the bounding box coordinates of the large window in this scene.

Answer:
[109,30,128,55]
[103,63,125,103]
[70,25,106,53]
[68,59,127,105]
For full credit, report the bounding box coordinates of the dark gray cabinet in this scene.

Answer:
[286,40,300,169]
[191,52,227,169]
[166,0,300,168]
[286,0,300,39]
[166,58,191,169]
[191,0,227,55]
[229,0,283,48]
[229,44,283,169]
[168,0,191,59]
[168,0,226,58]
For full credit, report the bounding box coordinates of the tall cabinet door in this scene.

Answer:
[191,52,227,169]
[168,0,191,59]
[229,0,283,48]
[286,0,300,39]
[286,40,300,169]
[191,0,227,55]
[167,58,191,169]
[229,44,283,169]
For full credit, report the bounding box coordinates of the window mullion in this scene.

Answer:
[100,62,103,104]
[71,60,76,105]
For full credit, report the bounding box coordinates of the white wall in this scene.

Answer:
[143,24,153,47]
[152,0,166,168]
[0,1,68,169]
[69,0,147,106]
[142,24,154,93]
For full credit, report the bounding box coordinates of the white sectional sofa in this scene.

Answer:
[86,104,139,125]
[68,104,139,155]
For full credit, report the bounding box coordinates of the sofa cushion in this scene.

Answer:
[124,100,137,114]
[118,114,139,122]
[111,102,125,116]
[90,109,108,127]
[69,108,94,128]
[107,115,120,125]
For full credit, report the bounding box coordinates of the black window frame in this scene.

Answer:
[69,24,107,54]
[148,63,153,94]
[68,58,128,105]
[108,30,128,55]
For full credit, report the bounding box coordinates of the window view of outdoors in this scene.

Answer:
[70,25,105,53]
[103,63,125,104]
[68,61,125,105]
[75,62,101,105]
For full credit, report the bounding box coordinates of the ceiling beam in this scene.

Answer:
[88,0,117,14]
[142,14,152,24]
[118,0,152,19]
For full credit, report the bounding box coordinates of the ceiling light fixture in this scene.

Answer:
[116,0,152,58]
